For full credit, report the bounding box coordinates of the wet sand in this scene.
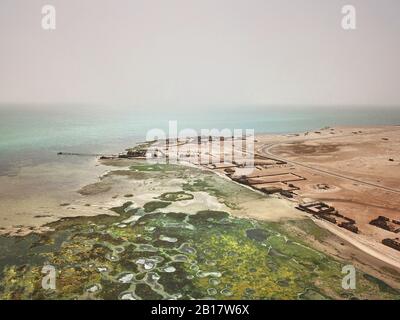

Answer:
[0,157,110,235]
[0,157,303,236]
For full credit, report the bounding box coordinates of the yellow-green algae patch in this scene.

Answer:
[1,206,399,300]
[0,163,399,300]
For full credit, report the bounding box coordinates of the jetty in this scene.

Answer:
[57,152,110,157]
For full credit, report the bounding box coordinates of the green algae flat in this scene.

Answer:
[1,205,399,300]
[143,201,171,213]
[130,163,184,173]
[1,162,399,300]
[157,191,194,202]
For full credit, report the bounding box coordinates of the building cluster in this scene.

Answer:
[382,238,400,251]
[369,216,400,251]
[296,202,359,233]
[369,216,400,233]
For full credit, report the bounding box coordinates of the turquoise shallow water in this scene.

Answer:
[0,106,399,174]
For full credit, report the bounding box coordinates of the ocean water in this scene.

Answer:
[0,105,400,174]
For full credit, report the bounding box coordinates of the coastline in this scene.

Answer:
[0,125,399,298]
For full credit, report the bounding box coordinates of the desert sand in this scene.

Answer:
[254,125,400,270]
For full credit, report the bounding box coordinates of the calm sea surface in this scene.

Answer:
[1,106,400,175]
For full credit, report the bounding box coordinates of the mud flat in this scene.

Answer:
[0,155,400,299]
[0,157,111,236]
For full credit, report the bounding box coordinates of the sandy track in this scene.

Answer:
[313,218,400,270]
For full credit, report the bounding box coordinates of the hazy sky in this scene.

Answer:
[0,0,399,110]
